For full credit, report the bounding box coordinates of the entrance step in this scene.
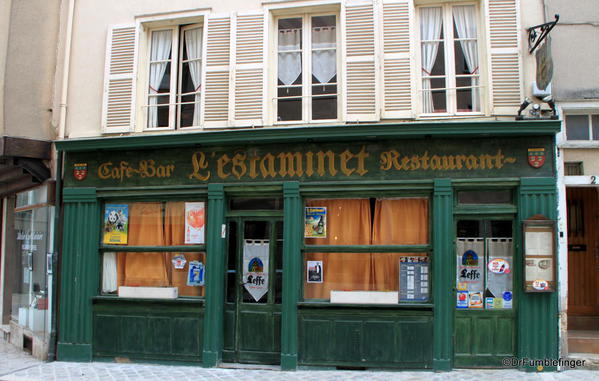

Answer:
[0,324,10,342]
[569,330,599,353]
[568,353,599,370]
[569,316,599,330]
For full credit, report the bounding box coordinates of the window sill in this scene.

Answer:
[559,141,599,149]
[298,301,433,309]
[93,295,204,304]
[417,112,485,120]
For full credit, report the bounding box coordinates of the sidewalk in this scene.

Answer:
[1,340,596,381]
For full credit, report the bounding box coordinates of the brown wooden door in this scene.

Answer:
[567,187,599,315]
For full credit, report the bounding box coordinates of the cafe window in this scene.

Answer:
[100,201,206,298]
[303,198,430,303]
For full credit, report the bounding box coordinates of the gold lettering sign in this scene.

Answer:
[98,160,175,182]
[379,150,515,172]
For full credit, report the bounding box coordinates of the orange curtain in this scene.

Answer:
[165,201,204,297]
[371,198,429,291]
[118,202,168,287]
[304,199,372,299]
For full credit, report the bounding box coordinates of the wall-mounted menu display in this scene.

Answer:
[399,256,429,302]
[523,216,556,293]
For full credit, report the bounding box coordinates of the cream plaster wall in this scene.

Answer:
[563,149,599,175]
[0,0,12,135]
[3,0,61,140]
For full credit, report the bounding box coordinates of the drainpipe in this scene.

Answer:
[58,0,75,140]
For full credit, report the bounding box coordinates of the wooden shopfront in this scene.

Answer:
[55,121,561,370]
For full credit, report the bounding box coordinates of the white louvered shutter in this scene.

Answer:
[233,12,265,127]
[381,0,413,119]
[487,0,522,113]
[101,24,137,133]
[203,15,231,127]
[343,0,379,122]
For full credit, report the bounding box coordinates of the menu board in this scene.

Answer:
[523,218,556,293]
[399,257,429,302]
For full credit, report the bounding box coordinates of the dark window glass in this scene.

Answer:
[489,220,512,237]
[592,115,599,140]
[565,162,583,176]
[229,198,283,211]
[457,220,481,237]
[458,190,512,204]
[566,115,590,140]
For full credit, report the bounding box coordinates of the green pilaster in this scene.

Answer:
[57,188,99,362]
[517,178,559,371]
[203,184,226,367]
[281,182,301,370]
[433,179,453,371]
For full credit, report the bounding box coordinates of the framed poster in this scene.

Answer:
[523,216,556,292]
[103,204,129,245]
[304,207,327,238]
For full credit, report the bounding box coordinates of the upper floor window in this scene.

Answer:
[276,14,338,122]
[147,24,202,129]
[565,114,599,141]
[419,4,480,115]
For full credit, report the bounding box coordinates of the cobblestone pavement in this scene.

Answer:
[1,340,597,381]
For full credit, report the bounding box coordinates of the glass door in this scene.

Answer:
[223,217,283,364]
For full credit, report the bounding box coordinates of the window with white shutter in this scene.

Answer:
[102,25,138,133]
[417,3,482,115]
[203,15,231,127]
[274,13,339,123]
[144,23,204,130]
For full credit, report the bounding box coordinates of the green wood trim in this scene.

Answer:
[225,210,284,217]
[203,184,226,367]
[92,296,205,304]
[100,245,206,252]
[63,187,97,202]
[55,121,561,152]
[281,182,301,370]
[433,359,452,371]
[433,178,453,371]
[57,343,92,362]
[96,186,208,198]
[303,245,431,253]
[453,205,518,215]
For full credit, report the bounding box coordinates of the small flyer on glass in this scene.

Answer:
[187,261,205,286]
[304,207,327,238]
[307,260,323,283]
[185,202,205,244]
[103,204,129,245]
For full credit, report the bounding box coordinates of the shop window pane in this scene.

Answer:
[229,198,283,210]
[303,252,428,302]
[566,115,590,140]
[489,220,512,238]
[102,251,205,298]
[457,220,481,237]
[458,190,512,204]
[16,186,48,209]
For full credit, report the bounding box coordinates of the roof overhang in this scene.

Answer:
[0,136,52,197]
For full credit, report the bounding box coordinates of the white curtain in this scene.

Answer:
[278,28,302,85]
[453,5,480,112]
[184,27,203,126]
[312,26,336,84]
[148,30,172,128]
[420,7,443,113]
[102,252,117,293]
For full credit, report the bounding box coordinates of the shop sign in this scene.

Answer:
[65,137,554,187]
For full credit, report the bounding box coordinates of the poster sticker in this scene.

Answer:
[493,297,504,309]
[172,254,187,269]
[103,204,129,245]
[532,280,549,291]
[307,260,323,283]
[485,297,494,309]
[488,258,510,274]
[469,292,483,308]
[187,261,205,286]
[304,207,327,238]
[185,202,205,244]
[457,291,469,308]
[502,291,513,309]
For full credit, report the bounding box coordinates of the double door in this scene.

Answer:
[223,217,283,364]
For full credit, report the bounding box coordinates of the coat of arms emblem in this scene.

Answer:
[527,148,545,168]
[73,163,88,180]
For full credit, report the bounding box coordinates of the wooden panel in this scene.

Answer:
[299,309,433,368]
[239,310,273,352]
[454,311,516,367]
[92,301,203,362]
[567,187,599,315]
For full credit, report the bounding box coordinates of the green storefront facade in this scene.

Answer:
[55,121,561,371]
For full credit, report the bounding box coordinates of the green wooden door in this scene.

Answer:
[453,219,517,367]
[223,217,283,364]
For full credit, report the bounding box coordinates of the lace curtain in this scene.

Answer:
[453,5,480,112]
[184,27,202,126]
[420,7,443,113]
[148,30,172,128]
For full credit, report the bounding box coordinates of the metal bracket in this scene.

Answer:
[527,14,559,54]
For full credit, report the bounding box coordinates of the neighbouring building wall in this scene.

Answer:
[563,150,599,175]
[3,0,61,140]
[545,0,599,100]
[0,0,12,135]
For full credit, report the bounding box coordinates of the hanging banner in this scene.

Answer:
[243,240,270,301]
[305,207,327,238]
[185,202,205,244]
[103,204,129,245]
